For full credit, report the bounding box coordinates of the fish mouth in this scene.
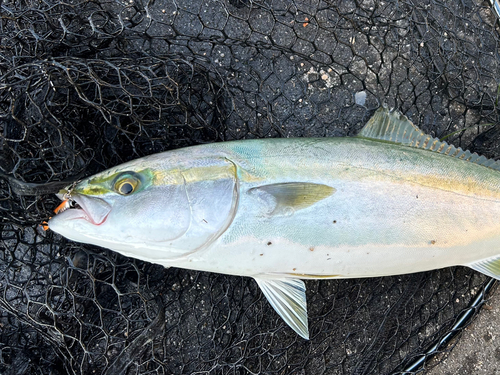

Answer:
[53,193,111,226]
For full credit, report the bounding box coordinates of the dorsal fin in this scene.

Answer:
[358,106,500,172]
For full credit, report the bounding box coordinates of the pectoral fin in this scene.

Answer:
[468,255,500,280]
[249,182,335,215]
[254,276,309,339]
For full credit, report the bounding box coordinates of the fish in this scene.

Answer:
[48,106,500,340]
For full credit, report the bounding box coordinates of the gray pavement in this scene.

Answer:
[426,284,500,375]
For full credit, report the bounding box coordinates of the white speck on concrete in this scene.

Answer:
[355,91,366,106]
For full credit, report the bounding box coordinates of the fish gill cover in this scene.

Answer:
[0,0,499,374]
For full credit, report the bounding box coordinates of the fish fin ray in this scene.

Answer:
[254,276,309,339]
[249,182,335,215]
[359,106,500,171]
[468,254,500,280]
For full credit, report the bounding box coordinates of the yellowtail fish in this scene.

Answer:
[48,107,500,339]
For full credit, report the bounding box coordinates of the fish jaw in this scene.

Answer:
[48,194,111,236]
[70,194,111,225]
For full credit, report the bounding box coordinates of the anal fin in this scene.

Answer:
[468,254,500,280]
[254,276,309,339]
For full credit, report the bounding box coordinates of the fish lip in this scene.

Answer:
[61,207,95,224]
[66,207,110,226]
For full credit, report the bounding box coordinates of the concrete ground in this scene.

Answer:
[426,285,500,375]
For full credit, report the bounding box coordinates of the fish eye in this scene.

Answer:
[115,177,139,195]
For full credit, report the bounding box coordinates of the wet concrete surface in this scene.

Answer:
[427,284,500,375]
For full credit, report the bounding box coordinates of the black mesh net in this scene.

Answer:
[1,0,499,374]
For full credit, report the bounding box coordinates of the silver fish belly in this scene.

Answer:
[48,107,500,339]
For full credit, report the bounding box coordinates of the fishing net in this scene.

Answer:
[1,0,499,373]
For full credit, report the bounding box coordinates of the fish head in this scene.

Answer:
[48,155,238,263]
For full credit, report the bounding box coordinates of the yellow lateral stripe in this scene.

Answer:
[153,163,263,185]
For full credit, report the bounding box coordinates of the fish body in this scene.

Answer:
[48,108,500,339]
